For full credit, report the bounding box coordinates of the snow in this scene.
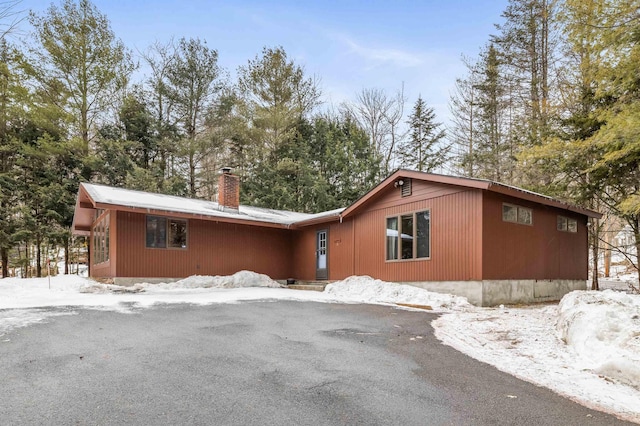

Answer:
[324,276,471,311]
[433,291,640,423]
[1,272,639,422]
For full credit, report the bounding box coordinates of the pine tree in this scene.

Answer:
[399,96,448,172]
[237,46,321,207]
[28,0,134,149]
[0,40,28,277]
[473,44,513,182]
[449,56,482,177]
[166,37,221,197]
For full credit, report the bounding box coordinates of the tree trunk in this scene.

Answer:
[590,219,600,291]
[1,246,7,278]
[634,216,640,289]
[23,244,28,278]
[189,148,196,197]
[64,234,70,275]
[36,234,42,278]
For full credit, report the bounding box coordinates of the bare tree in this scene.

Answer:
[0,0,25,41]
[343,87,403,177]
[382,84,407,174]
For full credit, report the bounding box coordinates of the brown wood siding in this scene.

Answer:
[291,181,483,282]
[291,228,316,281]
[482,192,589,280]
[352,182,483,281]
[291,220,355,281]
[115,211,293,279]
[329,220,354,280]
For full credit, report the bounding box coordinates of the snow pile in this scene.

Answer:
[79,283,145,294]
[557,290,640,389]
[433,292,640,423]
[325,276,471,311]
[148,270,283,290]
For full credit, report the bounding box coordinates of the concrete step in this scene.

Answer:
[286,282,328,292]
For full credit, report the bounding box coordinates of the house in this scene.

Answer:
[71,169,601,306]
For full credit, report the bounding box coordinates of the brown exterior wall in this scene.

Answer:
[291,228,316,281]
[292,181,484,282]
[481,191,589,280]
[291,220,355,281]
[112,211,293,279]
[87,179,589,285]
[352,181,483,282]
[328,220,355,280]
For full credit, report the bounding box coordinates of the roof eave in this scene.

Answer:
[290,213,342,229]
[340,169,491,219]
[486,184,602,218]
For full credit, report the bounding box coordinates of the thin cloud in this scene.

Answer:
[334,33,425,68]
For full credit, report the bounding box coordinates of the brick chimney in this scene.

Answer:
[218,167,240,213]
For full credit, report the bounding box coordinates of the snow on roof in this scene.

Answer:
[82,183,325,226]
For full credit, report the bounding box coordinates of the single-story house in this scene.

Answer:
[72,169,601,306]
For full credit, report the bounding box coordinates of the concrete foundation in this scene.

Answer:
[109,276,588,307]
[402,279,588,307]
[112,277,181,286]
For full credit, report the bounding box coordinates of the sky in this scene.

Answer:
[17,0,509,126]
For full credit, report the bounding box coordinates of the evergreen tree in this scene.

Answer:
[311,113,380,210]
[0,40,28,277]
[166,37,221,197]
[28,0,134,149]
[237,46,321,207]
[472,45,513,182]
[449,56,482,177]
[399,95,448,172]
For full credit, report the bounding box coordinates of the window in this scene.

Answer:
[503,203,532,225]
[386,210,430,261]
[146,216,187,249]
[92,212,110,265]
[557,216,577,233]
[386,217,399,260]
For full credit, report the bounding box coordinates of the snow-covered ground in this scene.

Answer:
[1,272,639,423]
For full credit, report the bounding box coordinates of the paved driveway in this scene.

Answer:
[0,301,631,425]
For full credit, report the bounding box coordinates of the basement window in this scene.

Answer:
[557,216,577,233]
[146,216,188,249]
[386,210,430,261]
[502,203,532,225]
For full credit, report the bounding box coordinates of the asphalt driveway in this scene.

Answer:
[0,301,632,425]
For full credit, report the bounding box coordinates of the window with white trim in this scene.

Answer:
[386,210,430,261]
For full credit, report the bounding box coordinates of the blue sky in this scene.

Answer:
[20,0,508,125]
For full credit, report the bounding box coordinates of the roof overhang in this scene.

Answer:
[71,185,96,236]
[340,169,602,220]
[71,183,298,236]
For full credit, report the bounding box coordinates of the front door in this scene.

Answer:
[316,229,328,280]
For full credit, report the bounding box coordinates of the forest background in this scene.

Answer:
[0,0,638,288]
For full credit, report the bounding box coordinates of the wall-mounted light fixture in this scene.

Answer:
[394,179,405,188]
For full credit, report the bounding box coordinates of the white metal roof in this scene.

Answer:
[81,183,345,227]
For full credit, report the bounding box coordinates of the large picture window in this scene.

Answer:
[92,212,110,265]
[146,216,187,249]
[386,210,430,261]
